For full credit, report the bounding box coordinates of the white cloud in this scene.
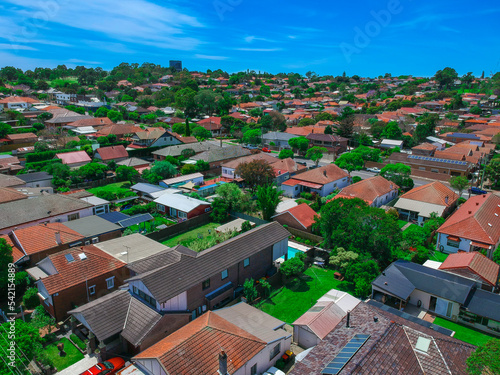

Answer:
[288,35,297,39]
[236,48,283,52]
[194,54,228,60]
[67,58,102,65]
[244,36,275,43]
[0,43,37,51]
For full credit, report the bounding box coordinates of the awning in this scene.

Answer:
[205,282,233,301]
[298,181,323,189]
[447,236,460,242]
[282,179,301,186]
[471,241,491,249]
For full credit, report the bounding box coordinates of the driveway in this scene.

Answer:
[57,353,98,375]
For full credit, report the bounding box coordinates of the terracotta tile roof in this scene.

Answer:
[333,176,397,206]
[221,152,277,169]
[41,245,127,295]
[133,311,266,374]
[281,203,318,230]
[400,181,458,207]
[438,193,500,245]
[6,133,38,141]
[269,158,307,174]
[0,235,25,263]
[178,136,198,144]
[412,142,437,151]
[97,124,145,137]
[293,164,349,185]
[55,151,91,165]
[0,96,38,104]
[66,117,113,128]
[96,145,128,161]
[433,151,466,161]
[439,252,500,286]
[0,188,28,204]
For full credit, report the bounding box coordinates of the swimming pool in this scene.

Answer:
[280,241,310,260]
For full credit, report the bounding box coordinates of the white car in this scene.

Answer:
[366,167,381,173]
[263,367,286,375]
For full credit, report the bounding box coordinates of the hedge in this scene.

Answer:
[26,159,62,170]
[25,148,79,163]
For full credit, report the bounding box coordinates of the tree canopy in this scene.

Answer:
[335,152,364,174]
[380,163,414,190]
[235,160,275,192]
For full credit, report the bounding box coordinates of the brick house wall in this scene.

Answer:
[273,212,310,232]
[43,265,130,321]
[185,245,273,314]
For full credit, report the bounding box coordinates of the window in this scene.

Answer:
[84,240,90,245]
[447,238,460,248]
[431,168,439,173]
[178,211,187,219]
[221,269,228,280]
[89,285,96,295]
[106,277,115,289]
[270,343,281,360]
[157,204,165,212]
[205,207,211,213]
[250,364,257,375]
[92,237,99,244]
[68,213,80,221]
[202,279,210,290]
[244,258,250,267]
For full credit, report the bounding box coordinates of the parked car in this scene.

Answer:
[469,186,487,195]
[246,145,259,150]
[80,357,125,375]
[366,167,381,173]
[262,147,272,153]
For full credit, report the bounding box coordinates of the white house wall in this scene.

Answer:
[135,359,167,375]
[272,238,288,261]
[437,233,471,254]
[159,292,188,312]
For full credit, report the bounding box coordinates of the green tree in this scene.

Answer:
[192,126,211,140]
[298,118,316,127]
[235,160,275,192]
[30,306,55,332]
[324,125,333,134]
[305,146,327,166]
[210,197,229,223]
[352,145,380,162]
[181,148,196,159]
[116,165,139,183]
[256,184,282,220]
[278,149,294,159]
[466,338,500,375]
[335,152,364,175]
[242,129,262,145]
[72,162,108,181]
[23,287,40,309]
[315,112,334,122]
[0,122,12,138]
[215,183,249,212]
[150,161,177,179]
[107,110,123,123]
[34,141,50,152]
[344,260,380,298]
[280,257,305,279]
[0,238,13,291]
[94,106,109,118]
[380,163,414,190]
[288,136,309,154]
[381,121,403,140]
[241,220,252,232]
[485,159,500,188]
[469,106,482,115]
[195,90,219,116]
[329,247,359,273]
[434,67,458,89]
[243,278,258,302]
[175,87,198,118]
[195,159,210,171]
[449,175,469,197]
[181,164,198,175]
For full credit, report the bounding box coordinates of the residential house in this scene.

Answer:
[290,299,474,374]
[0,155,23,174]
[380,139,404,149]
[0,173,25,188]
[55,150,91,168]
[411,142,437,156]
[0,187,28,204]
[152,140,226,161]
[436,193,500,258]
[394,181,459,225]
[189,145,251,171]
[0,96,38,109]
[116,157,151,174]
[197,117,225,136]
[388,152,471,176]
[281,164,349,198]
[221,153,278,181]
[272,203,317,233]
[332,176,399,208]
[63,215,123,244]
[159,172,204,188]
[372,260,500,337]
[131,303,291,375]
[130,183,174,202]
[154,194,211,220]
[262,132,299,149]
[439,252,499,292]
[270,157,308,185]
[0,222,85,266]
[95,145,129,163]
[306,133,348,155]
[0,194,94,234]
[4,133,38,145]
[293,289,360,348]
[130,129,182,148]
[17,171,53,188]
[27,246,129,321]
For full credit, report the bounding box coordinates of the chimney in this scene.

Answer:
[55,232,62,245]
[445,196,449,204]
[323,170,327,177]
[374,316,379,323]
[346,311,351,328]
[218,350,228,375]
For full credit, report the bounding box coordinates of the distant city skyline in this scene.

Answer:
[0,0,499,77]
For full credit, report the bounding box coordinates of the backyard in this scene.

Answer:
[87,181,135,200]
[256,266,349,324]
[432,317,497,346]
[42,337,84,371]
[129,216,176,233]
[429,251,449,262]
[161,222,220,248]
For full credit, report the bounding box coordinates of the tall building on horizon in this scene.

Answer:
[169,60,182,72]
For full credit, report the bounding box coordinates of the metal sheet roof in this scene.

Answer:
[394,198,446,218]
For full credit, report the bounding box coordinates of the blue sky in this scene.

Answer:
[1,0,499,77]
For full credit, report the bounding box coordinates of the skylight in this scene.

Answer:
[415,337,431,353]
[65,254,75,263]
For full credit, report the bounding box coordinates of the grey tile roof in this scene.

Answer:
[121,297,162,346]
[0,173,25,188]
[63,215,122,237]
[0,195,93,230]
[116,157,150,167]
[126,222,289,303]
[127,248,181,274]
[190,145,250,163]
[17,171,52,183]
[152,140,224,158]
[262,131,299,141]
[466,288,500,322]
[130,183,165,194]
[68,289,132,341]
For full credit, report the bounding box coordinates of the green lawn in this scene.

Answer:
[43,337,84,371]
[0,151,12,155]
[87,181,131,196]
[129,217,176,233]
[48,77,78,86]
[256,267,350,324]
[397,220,408,229]
[432,317,497,346]
[429,251,449,262]
[161,222,220,247]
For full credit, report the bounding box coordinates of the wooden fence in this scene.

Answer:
[145,212,212,242]
[286,227,324,244]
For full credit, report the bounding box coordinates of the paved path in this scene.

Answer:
[57,353,98,375]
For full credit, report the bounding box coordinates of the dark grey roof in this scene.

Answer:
[130,183,165,194]
[190,145,250,163]
[118,213,154,228]
[17,171,52,183]
[127,248,181,274]
[116,157,150,167]
[465,288,500,322]
[126,222,289,303]
[121,297,162,346]
[68,289,131,341]
[98,211,129,224]
[63,215,122,237]
[0,195,93,230]
[373,260,476,304]
[262,132,299,141]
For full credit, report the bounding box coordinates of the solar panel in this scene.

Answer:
[322,334,370,374]
[118,213,154,228]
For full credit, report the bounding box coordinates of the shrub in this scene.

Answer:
[241,220,252,233]
[352,176,362,183]
[15,271,30,294]
[300,192,314,200]
[243,278,258,302]
[70,334,87,351]
[280,257,305,278]
[23,287,40,309]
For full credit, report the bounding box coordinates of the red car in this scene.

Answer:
[80,357,126,375]
[262,147,272,153]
